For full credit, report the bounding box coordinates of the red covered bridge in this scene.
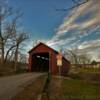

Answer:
[28,42,70,75]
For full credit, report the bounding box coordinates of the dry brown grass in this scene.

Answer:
[12,75,47,100]
[42,77,63,100]
[0,62,27,76]
[42,75,100,100]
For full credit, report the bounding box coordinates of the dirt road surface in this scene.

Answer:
[0,73,45,100]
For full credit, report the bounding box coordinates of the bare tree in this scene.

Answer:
[33,40,41,47]
[0,1,13,64]
[64,48,78,65]
[0,1,29,72]
[64,47,91,69]
[56,0,89,11]
[14,32,28,71]
[77,54,90,68]
[19,53,27,63]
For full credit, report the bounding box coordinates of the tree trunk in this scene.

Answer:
[0,16,4,64]
[14,45,18,72]
[9,50,14,61]
[0,37,4,64]
[5,45,16,62]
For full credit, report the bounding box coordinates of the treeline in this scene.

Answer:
[0,1,29,71]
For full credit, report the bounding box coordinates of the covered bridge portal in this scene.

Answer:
[28,42,70,75]
[32,53,49,72]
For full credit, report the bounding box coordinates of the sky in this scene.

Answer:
[7,0,100,61]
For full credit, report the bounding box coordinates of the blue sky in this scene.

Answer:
[9,0,73,39]
[8,0,100,61]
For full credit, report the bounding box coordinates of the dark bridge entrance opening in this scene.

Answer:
[32,53,49,72]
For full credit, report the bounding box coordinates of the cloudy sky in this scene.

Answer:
[8,0,100,61]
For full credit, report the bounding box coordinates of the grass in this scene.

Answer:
[41,72,100,100]
[62,79,100,100]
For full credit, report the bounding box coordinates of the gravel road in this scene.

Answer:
[0,73,45,100]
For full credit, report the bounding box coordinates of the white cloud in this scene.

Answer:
[76,39,100,61]
[56,0,100,34]
[46,0,100,61]
[47,34,76,47]
[78,39,100,50]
